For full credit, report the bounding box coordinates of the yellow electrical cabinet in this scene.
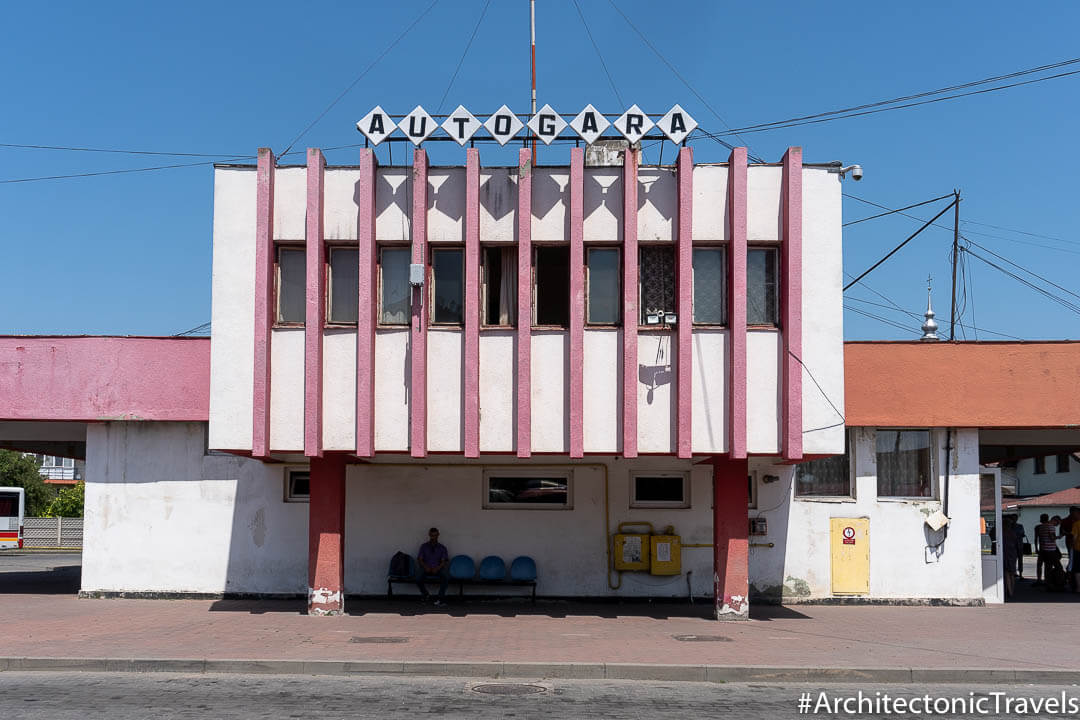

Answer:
[830,518,869,595]
[613,533,651,571]
[649,535,682,575]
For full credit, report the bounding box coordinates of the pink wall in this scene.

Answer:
[0,336,210,421]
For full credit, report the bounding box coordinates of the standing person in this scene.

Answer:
[1001,516,1018,599]
[1061,507,1080,591]
[415,527,450,606]
[1013,518,1028,579]
[1034,514,1058,586]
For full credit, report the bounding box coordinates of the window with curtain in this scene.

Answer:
[482,246,517,326]
[747,247,778,325]
[692,246,726,324]
[796,433,852,497]
[328,247,358,324]
[639,245,675,324]
[431,248,464,325]
[587,247,620,324]
[276,247,305,324]
[379,247,409,325]
[876,429,933,498]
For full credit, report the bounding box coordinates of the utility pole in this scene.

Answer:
[949,189,961,341]
[530,0,537,164]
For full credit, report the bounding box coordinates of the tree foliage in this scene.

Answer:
[43,481,84,518]
[0,450,55,517]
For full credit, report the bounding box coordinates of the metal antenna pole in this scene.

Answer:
[530,0,537,164]
[949,189,960,341]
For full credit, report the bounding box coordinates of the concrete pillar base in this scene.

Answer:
[713,457,750,622]
[307,455,346,616]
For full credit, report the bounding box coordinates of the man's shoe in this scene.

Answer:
[433,599,446,607]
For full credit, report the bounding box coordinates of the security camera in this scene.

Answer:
[840,164,863,181]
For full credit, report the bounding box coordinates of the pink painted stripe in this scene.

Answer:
[464,148,481,457]
[355,149,377,457]
[676,147,693,459]
[622,147,638,458]
[252,148,275,458]
[516,148,532,458]
[782,147,804,460]
[568,148,585,458]
[410,149,428,458]
[727,148,748,459]
[304,149,325,458]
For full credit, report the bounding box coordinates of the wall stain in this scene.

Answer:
[250,507,266,548]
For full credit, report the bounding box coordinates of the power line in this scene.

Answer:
[602,0,764,162]
[961,247,1080,316]
[571,0,624,108]
[0,156,252,184]
[962,238,1080,303]
[0,143,246,158]
[437,0,492,114]
[843,193,954,227]
[962,218,1077,245]
[843,197,957,290]
[278,0,440,158]
[844,304,922,336]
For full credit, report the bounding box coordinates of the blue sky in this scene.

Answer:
[2,1,1078,339]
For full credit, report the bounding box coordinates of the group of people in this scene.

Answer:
[1001,507,1080,598]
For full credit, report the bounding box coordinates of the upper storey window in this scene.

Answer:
[639,246,675,325]
[534,246,570,327]
[431,248,464,325]
[483,246,517,327]
[586,247,620,325]
[692,246,726,325]
[747,247,779,326]
[328,248,358,324]
[379,247,410,325]
[276,247,305,325]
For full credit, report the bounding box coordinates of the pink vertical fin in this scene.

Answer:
[410,148,428,458]
[355,149,377,457]
[252,148,275,458]
[676,147,693,458]
[622,146,638,457]
[568,148,585,458]
[304,148,326,458]
[782,147,803,461]
[727,148,748,459]
[464,148,481,457]
[516,148,532,458]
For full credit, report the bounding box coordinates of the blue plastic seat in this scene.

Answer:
[477,555,506,581]
[387,554,416,579]
[509,556,537,582]
[448,555,476,580]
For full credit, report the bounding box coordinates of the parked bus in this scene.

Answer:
[0,487,25,549]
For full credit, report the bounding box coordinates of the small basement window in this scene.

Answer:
[276,247,305,324]
[534,246,569,326]
[379,247,410,325]
[328,247,358,324]
[431,248,464,325]
[483,471,571,509]
[631,473,689,508]
[285,469,310,502]
[482,246,517,326]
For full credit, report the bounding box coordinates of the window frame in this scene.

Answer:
[746,244,780,328]
[1056,453,1070,473]
[748,470,758,509]
[638,243,677,329]
[480,244,517,328]
[481,468,573,510]
[794,431,855,500]
[429,246,465,327]
[283,467,311,503]
[691,243,727,327]
[875,428,936,500]
[1033,456,1046,475]
[585,245,622,326]
[274,244,306,327]
[531,243,571,329]
[326,245,359,327]
[630,471,690,509]
[377,244,411,328]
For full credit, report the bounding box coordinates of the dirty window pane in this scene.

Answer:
[535,246,570,326]
[692,247,726,324]
[329,248,358,324]
[640,245,675,324]
[876,430,932,497]
[277,248,305,324]
[632,475,686,506]
[747,248,778,325]
[431,248,464,325]
[587,248,620,324]
[487,477,569,506]
[379,248,409,325]
[796,436,851,497]
[287,470,310,502]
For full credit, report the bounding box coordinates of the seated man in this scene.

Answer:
[415,527,449,606]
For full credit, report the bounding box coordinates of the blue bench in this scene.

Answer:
[387,554,538,604]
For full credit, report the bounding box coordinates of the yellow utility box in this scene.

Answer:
[830,518,869,595]
[613,533,650,571]
[649,535,682,575]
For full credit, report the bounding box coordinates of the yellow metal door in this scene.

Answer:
[830,518,869,595]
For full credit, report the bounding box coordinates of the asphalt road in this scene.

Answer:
[2,673,1078,719]
[0,551,81,594]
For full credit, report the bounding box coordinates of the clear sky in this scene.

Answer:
[2,1,1078,340]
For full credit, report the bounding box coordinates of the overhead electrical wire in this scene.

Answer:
[843,193,954,227]
[0,143,247,158]
[961,247,1080,316]
[0,156,253,184]
[571,0,624,108]
[436,0,492,114]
